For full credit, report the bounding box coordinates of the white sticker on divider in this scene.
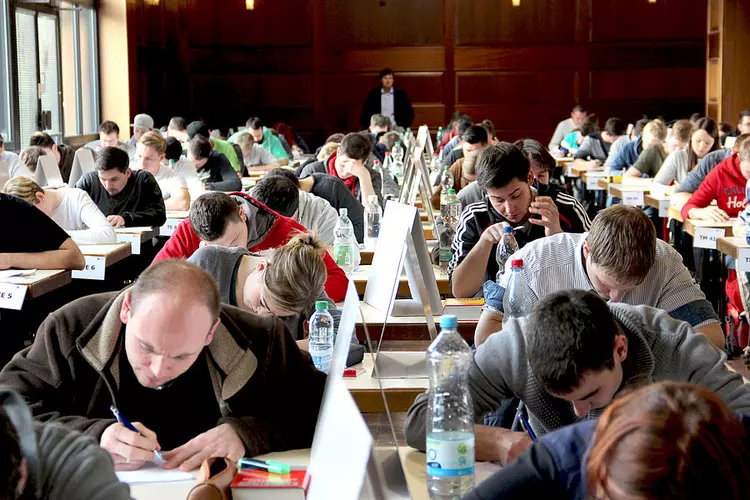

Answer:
[737,248,750,272]
[159,219,181,237]
[0,283,27,310]
[586,177,603,191]
[623,191,645,206]
[659,200,669,218]
[72,256,106,280]
[117,233,142,254]
[693,227,725,250]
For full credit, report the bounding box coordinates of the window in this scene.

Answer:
[4,1,100,150]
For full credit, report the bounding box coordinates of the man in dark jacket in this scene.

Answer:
[187,135,242,192]
[76,147,167,228]
[359,68,414,130]
[0,260,327,472]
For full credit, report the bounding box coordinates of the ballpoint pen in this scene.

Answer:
[238,458,291,475]
[110,405,165,463]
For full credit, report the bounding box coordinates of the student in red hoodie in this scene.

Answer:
[153,192,348,302]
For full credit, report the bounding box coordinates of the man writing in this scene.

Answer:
[0,260,327,472]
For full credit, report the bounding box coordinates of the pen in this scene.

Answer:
[110,406,165,462]
[518,412,537,441]
[238,458,291,474]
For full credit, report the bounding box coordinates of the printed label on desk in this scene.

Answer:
[693,227,725,250]
[72,256,106,280]
[659,200,669,218]
[586,177,603,191]
[117,233,142,254]
[566,166,577,177]
[0,283,27,310]
[737,248,750,272]
[623,191,645,206]
[159,219,181,237]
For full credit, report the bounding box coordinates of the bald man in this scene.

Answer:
[0,260,326,472]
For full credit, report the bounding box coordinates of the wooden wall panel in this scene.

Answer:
[592,0,707,42]
[456,71,576,105]
[591,68,705,101]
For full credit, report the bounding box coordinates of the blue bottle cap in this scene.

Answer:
[503,226,513,233]
[440,315,458,328]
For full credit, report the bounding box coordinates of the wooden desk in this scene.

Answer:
[354,303,476,342]
[160,211,189,237]
[606,183,651,201]
[681,218,736,238]
[129,447,501,500]
[73,243,132,281]
[241,177,257,189]
[717,236,747,259]
[347,352,429,413]
[115,227,158,255]
[352,265,451,296]
[360,241,437,266]
[422,222,435,241]
[645,192,671,217]
[668,206,685,223]
[0,270,72,310]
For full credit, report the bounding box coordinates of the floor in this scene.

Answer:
[365,412,408,446]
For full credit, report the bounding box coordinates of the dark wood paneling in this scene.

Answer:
[455,46,582,71]
[323,47,445,73]
[590,42,706,69]
[456,71,577,104]
[457,0,577,46]
[190,48,314,74]
[592,0,707,42]
[590,68,705,101]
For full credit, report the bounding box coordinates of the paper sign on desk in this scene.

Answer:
[659,200,670,218]
[72,256,106,280]
[117,233,141,254]
[623,191,645,206]
[694,227,725,250]
[0,283,27,310]
[116,464,193,485]
[566,165,577,177]
[737,248,750,272]
[586,177,603,191]
[159,218,181,237]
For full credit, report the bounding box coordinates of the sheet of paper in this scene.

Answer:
[0,269,36,281]
[116,464,193,485]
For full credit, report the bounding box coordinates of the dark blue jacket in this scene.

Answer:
[609,136,643,173]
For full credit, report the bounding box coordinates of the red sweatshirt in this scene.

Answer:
[681,154,748,220]
[153,193,348,302]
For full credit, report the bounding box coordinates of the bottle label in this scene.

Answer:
[334,243,353,266]
[439,247,452,264]
[309,346,332,373]
[426,433,475,477]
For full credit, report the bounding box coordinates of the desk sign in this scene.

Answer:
[159,219,181,237]
[565,166,577,177]
[117,233,142,254]
[0,283,27,310]
[659,200,670,218]
[623,191,645,206]
[586,177,603,191]
[72,256,106,280]
[737,248,750,272]
[693,227,725,250]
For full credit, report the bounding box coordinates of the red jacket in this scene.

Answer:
[153,193,348,302]
[681,154,748,220]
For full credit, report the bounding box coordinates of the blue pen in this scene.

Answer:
[110,406,165,462]
[518,412,537,441]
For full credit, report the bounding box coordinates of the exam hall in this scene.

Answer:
[1,0,750,499]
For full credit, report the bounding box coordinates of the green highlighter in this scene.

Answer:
[238,457,291,475]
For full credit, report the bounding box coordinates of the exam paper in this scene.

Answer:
[116,464,193,485]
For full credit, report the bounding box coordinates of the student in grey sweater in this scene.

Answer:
[404,290,750,465]
[186,240,363,366]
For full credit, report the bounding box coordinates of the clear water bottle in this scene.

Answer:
[438,221,455,272]
[393,153,405,182]
[502,259,536,326]
[309,301,334,374]
[364,195,382,251]
[426,315,475,499]
[440,166,455,206]
[438,189,460,271]
[430,153,441,174]
[392,141,404,163]
[495,227,519,282]
[440,188,461,225]
[333,208,360,274]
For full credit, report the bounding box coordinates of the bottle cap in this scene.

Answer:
[440,315,458,328]
[339,208,348,217]
[503,226,513,233]
[443,164,450,170]
[315,301,329,310]
[447,189,456,195]
[511,259,524,268]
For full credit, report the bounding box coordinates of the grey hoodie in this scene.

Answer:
[404,303,750,451]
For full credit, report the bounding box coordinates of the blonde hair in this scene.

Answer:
[644,119,668,142]
[2,176,44,204]
[317,142,339,161]
[235,132,255,152]
[262,233,328,315]
[138,131,167,154]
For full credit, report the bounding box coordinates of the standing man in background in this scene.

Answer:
[360,69,414,130]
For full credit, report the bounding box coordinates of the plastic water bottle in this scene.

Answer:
[169,159,176,168]
[364,195,382,251]
[426,315,475,499]
[440,166,455,205]
[495,227,519,282]
[333,208,360,274]
[392,141,404,163]
[441,189,461,224]
[744,178,750,244]
[438,189,460,271]
[393,152,405,182]
[309,301,334,374]
[431,153,441,174]
[502,259,535,326]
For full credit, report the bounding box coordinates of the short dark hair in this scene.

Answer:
[95,147,130,173]
[457,117,474,138]
[268,167,300,187]
[187,120,210,140]
[476,142,530,190]
[188,135,212,161]
[580,117,599,137]
[604,117,626,137]
[99,121,120,135]
[247,117,264,130]
[379,68,393,79]
[252,175,300,218]
[165,137,183,162]
[572,105,586,114]
[527,290,619,394]
[0,406,22,498]
[463,125,489,145]
[633,117,650,137]
[340,133,372,162]
[481,119,496,139]
[168,116,187,132]
[29,132,55,149]
[514,139,555,172]
[189,192,242,242]
[325,133,345,144]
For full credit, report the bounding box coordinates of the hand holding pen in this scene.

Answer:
[100,406,163,471]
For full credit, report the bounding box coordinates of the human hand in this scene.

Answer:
[528,196,562,235]
[691,206,729,222]
[163,423,245,472]
[499,431,533,465]
[481,222,511,245]
[101,422,161,471]
[347,159,371,181]
[0,254,12,270]
[107,215,126,228]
